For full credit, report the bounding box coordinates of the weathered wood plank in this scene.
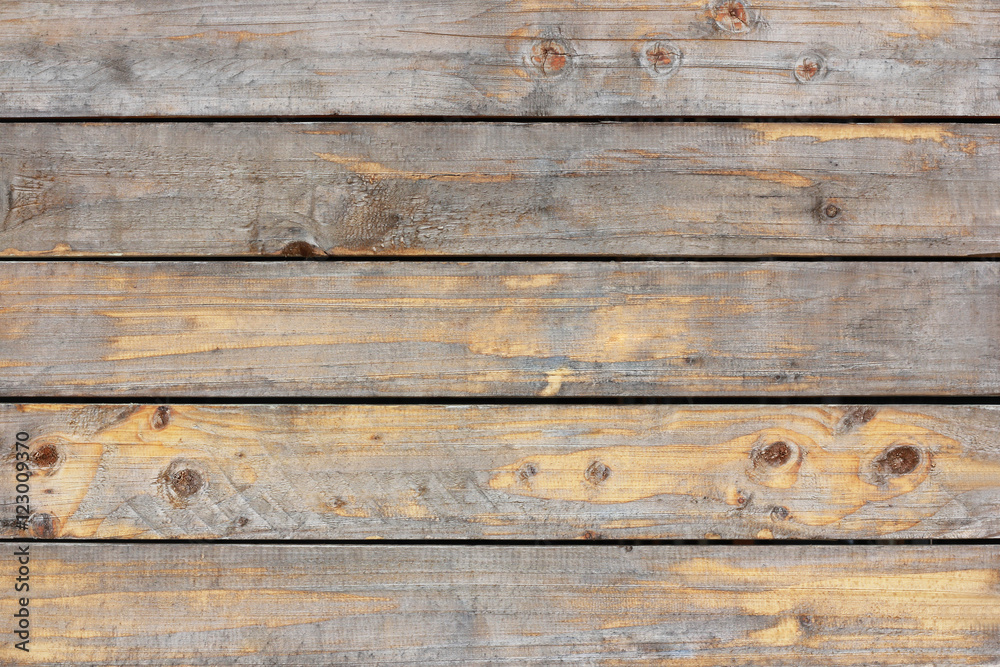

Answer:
[1,1,999,117]
[1,261,997,397]
[4,544,999,665]
[3,122,1000,257]
[5,404,1000,540]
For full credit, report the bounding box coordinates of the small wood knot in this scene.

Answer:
[823,203,841,219]
[641,40,681,77]
[584,460,611,485]
[236,516,250,527]
[30,444,60,471]
[530,39,569,75]
[518,462,539,481]
[770,505,790,521]
[757,441,791,467]
[160,459,207,505]
[27,512,58,538]
[712,1,755,33]
[875,445,920,476]
[278,241,327,257]
[794,52,828,83]
[150,405,171,430]
[170,468,204,498]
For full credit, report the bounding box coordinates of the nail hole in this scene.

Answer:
[824,203,841,219]
[771,505,790,521]
[584,461,611,485]
[875,445,920,476]
[518,462,539,481]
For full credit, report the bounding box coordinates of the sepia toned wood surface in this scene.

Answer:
[3,122,1000,258]
[4,543,1000,665]
[3,403,1000,540]
[2,1,999,118]
[1,261,997,397]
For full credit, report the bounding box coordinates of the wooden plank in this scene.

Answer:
[1,1,999,118]
[4,543,999,664]
[4,403,1000,540]
[4,122,1000,258]
[1,261,997,397]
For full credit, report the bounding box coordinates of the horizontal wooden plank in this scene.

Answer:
[4,543,1000,665]
[1,261,997,397]
[4,122,1000,257]
[5,404,1000,540]
[1,1,999,117]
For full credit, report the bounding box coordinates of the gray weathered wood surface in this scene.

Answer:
[4,544,999,665]
[1,261,997,397]
[1,1,999,118]
[5,403,1000,540]
[3,122,999,257]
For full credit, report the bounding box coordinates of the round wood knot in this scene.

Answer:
[640,40,681,77]
[530,39,570,76]
[30,444,61,471]
[758,441,792,467]
[150,405,171,430]
[875,445,921,476]
[823,203,841,219]
[712,1,756,33]
[584,460,611,485]
[794,52,828,83]
[27,512,59,538]
[160,459,207,505]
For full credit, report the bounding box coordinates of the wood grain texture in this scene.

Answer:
[3,122,1000,257]
[1,261,998,397]
[4,404,1000,540]
[1,1,999,117]
[4,543,1000,665]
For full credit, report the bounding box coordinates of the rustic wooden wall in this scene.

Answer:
[1,1,997,664]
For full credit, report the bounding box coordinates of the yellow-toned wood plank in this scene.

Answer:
[3,544,999,664]
[1,1,998,117]
[4,404,1000,540]
[3,123,1000,257]
[0,261,997,396]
